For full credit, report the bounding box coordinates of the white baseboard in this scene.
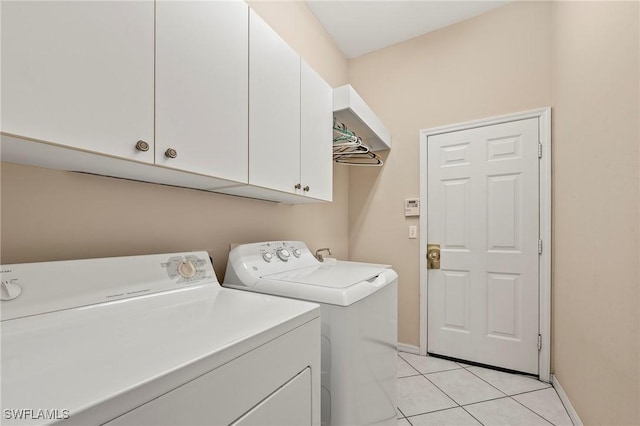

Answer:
[551,374,583,426]
[397,343,420,354]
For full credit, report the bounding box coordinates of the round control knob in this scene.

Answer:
[276,248,291,261]
[165,148,178,159]
[292,248,301,258]
[1,281,22,301]
[178,261,197,278]
[262,252,273,262]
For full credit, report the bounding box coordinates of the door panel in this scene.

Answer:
[427,118,539,374]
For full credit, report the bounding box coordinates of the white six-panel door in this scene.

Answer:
[426,118,540,374]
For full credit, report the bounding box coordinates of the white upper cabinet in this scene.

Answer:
[300,60,333,202]
[248,9,301,195]
[1,1,155,163]
[1,3,331,203]
[155,1,248,182]
[241,9,332,202]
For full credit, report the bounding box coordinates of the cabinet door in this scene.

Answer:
[300,60,333,202]
[249,10,301,194]
[1,1,154,163]
[156,1,248,182]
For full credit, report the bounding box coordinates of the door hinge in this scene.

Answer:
[538,334,542,351]
[538,239,543,254]
[538,143,543,158]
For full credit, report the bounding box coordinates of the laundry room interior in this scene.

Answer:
[1,1,638,426]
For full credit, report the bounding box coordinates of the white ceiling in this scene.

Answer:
[305,1,510,59]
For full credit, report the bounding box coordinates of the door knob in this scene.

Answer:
[427,244,441,269]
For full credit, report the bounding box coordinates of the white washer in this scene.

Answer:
[224,241,398,426]
[1,252,320,426]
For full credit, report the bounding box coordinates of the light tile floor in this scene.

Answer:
[397,352,573,426]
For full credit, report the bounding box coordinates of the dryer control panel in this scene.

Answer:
[163,255,209,282]
[1,252,216,321]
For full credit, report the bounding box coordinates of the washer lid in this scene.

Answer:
[264,261,390,288]
[253,261,397,306]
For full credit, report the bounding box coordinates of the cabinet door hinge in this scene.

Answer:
[538,143,543,158]
[538,334,542,351]
[538,239,543,254]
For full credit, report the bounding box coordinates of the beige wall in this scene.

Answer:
[552,2,639,424]
[0,3,350,283]
[349,1,639,423]
[347,1,553,346]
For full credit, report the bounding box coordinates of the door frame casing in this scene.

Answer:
[418,107,551,382]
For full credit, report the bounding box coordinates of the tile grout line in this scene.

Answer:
[509,385,553,398]
[464,366,560,424]
[397,406,409,424]
[460,404,486,426]
[397,354,423,377]
[462,395,516,408]
[398,354,563,426]
[399,355,513,416]
[424,368,509,406]
[421,371,463,408]
[464,367,513,397]
[396,373,460,418]
[404,405,463,419]
[396,363,462,418]
[509,394,558,426]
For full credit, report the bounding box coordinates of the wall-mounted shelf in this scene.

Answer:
[332,84,391,152]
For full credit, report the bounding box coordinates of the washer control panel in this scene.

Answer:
[226,242,320,284]
[256,242,310,265]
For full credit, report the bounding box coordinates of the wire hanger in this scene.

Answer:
[332,119,383,167]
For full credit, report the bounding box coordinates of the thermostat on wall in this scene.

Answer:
[405,198,420,217]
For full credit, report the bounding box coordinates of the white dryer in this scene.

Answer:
[1,252,320,426]
[224,241,398,426]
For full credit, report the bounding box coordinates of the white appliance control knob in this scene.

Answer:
[292,248,301,258]
[1,280,22,301]
[178,261,197,278]
[276,248,291,261]
[262,252,273,262]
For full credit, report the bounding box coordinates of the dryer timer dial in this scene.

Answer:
[178,260,197,278]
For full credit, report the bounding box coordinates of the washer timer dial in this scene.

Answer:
[276,248,291,261]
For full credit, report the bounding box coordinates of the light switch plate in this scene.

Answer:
[409,226,417,239]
